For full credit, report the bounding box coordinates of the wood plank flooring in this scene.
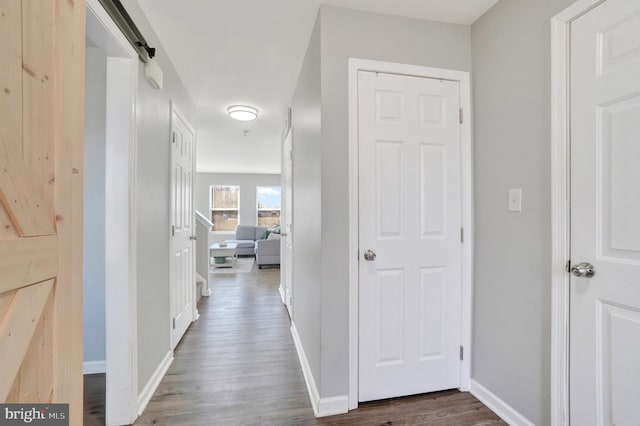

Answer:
[84,261,505,425]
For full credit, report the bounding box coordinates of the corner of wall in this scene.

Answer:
[470,380,535,426]
[290,322,348,417]
[137,350,174,416]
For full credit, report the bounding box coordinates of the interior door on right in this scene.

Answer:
[570,1,640,424]
[358,70,462,402]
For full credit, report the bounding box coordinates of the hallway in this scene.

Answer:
[84,262,504,425]
[136,266,311,424]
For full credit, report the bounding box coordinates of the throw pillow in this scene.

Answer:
[260,230,271,240]
[267,233,281,240]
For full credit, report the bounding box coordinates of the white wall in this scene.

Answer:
[318,6,472,398]
[470,0,576,424]
[120,0,197,393]
[290,14,322,386]
[290,5,472,400]
[83,46,107,366]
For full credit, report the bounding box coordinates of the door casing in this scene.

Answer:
[280,127,294,316]
[347,58,473,409]
[550,1,607,425]
[86,0,140,424]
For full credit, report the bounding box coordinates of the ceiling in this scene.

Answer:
[135,0,498,174]
[320,0,498,25]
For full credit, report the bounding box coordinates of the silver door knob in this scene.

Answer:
[190,235,197,241]
[571,262,595,278]
[363,250,376,261]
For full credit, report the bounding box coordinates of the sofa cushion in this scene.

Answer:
[255,239,280,256]
[255,226,268,240]
[235,225,255,241]
[231,239,255,249]
[255,239,280,265]
[268,225,281,234]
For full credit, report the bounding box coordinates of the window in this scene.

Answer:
[256,186,281,227]
[210,185,240,232]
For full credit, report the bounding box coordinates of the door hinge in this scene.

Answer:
[459,108,463,124]
[566,260,571,273]
[460,346,464,361]
[460,227,464,243]
[172,132,176,143]
[172,318,176,329]
[172,225,175,236]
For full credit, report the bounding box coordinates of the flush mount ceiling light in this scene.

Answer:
[227,105,258,121]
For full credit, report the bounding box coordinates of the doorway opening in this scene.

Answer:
[83,0,139,423]
[347,59,474,409]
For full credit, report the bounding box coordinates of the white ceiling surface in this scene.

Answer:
[135,0,498,174]
[321,0,499,25]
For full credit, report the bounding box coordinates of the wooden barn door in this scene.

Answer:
[0,0,85,423]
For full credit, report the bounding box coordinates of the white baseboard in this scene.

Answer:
[196,273,211,297]
[83,360,106,375]
[291,323,320,414]
[137,350,174,416]
[317,395,349,417]
[470,379,534,426]
[279,285,286,305]
[290,322,349,418]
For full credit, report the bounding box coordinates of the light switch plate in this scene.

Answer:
[508,188,522,212]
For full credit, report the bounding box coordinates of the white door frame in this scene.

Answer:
[348,58,474,409]
[280,125,293,315]
[86,0,140,424]
[550,1,606,425]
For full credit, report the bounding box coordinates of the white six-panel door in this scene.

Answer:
[170,106,196,349]
[358,71,462,401]
[570,1,640,424]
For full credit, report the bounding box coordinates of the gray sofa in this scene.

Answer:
[225,225,281,267]
[225,225,267,256]
[255,238,280,268]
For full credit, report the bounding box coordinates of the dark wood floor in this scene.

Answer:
[84,262,505,425]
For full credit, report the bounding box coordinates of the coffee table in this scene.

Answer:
[209,242,238,268]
